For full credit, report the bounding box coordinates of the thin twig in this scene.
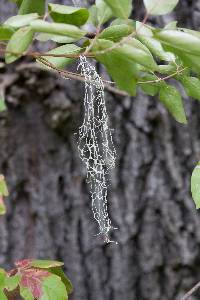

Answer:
[91,8,150,56]
[138,67,187,84]
[0,47,92,59]
[37,57,127,96]
[181,281,200,300]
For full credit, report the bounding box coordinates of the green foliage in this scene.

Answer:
[93,39,138,95]
[178,76,200,101]
[4,13,39,28]
[143,0,179,15]
[48,267,73,295]
[0,97,6,112]
[0,259,72,300]
[0,175,8,215]
[48,4,89,26]
[140,75,160,96]
[30,260,64,269]
[30,20,85,39]
[158,84,187,124]
[3,0,196,127]
[38,44,81,69]
[103,0,132,19]
[191,162,200,209]
[99,24,133,42]
[89,0,113,26]
[40,274,68,300]
[155,30,200,56]
[0,175,8,197]
[20,286,34,300]
[5,26,34,63]
[18,0,46,15]
[5,275,20,292]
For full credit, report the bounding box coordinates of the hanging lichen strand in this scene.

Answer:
[71,0,117,243]
[77,56,117,243]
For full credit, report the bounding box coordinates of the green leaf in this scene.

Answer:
[159,84,187,124]
[5,26,34,64]
[0,25,15,40]
[4,13,39,28]
[48,4,89,26]
[104,0,132,19]
[143,0,179,15]
[99,24,133,42]
[164,21,178,30]
[36,33,77,44]
[138,35,175,61]
[19,0,45,15]
[0,175,9,197]
[111,18,135,27]
[122,38,158,71]
[5,275,20,292]
[89,0,113,26]
[139,75,160,96]
[0,97,6,112]
[30,20,85,39]
[164,46,200,74]
[40,274,68,300]
[155,30,200,56]
[94,37,158,71]
[191,162,200,209]
[93,39,138,95]
[178,76,200,101]
[20,286,34,300]
[0,291,7,300]
[158,64,177,74]
[0,268,6,287]
[179,53,200,74]
[31,260,64,269]
[38,44,81,70]
[49,267,73,295]
[0,197,6,215]
[0,269,8,299]
[136,21,153,36]
[179,28,200,39]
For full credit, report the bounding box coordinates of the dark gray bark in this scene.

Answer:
[1,0,200,299]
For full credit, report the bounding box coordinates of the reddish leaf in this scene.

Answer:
[20,269,50,298]
[15,259,32,269]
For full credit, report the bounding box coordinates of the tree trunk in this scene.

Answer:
[1,1,200,299]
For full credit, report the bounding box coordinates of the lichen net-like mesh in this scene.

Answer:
[71,0,117,242]
[77,56,117,242]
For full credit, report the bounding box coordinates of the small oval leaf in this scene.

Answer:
[104,0,132,19]
[48,4,89,26]
[5,26,34,63]
[191,162,200,209]
[30,20,85,39]
[19,0,45,15]
[159,84,187,124]
[143,0,179,15]
[4,13,39,28]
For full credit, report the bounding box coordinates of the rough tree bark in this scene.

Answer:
[1,0,200,299]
